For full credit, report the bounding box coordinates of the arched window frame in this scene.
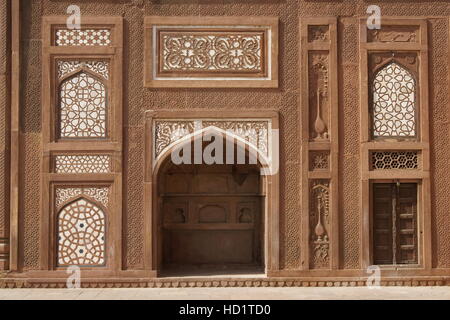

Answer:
[370,58,419,141]
[56,195,108,268]
[56,66,110,140]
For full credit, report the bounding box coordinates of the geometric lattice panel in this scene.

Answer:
[371,151,419,170]
[55,155,111,174]
[373,62,416,137]
[59,72,107,138]
[55,29,111,46]
[57,198,106,266]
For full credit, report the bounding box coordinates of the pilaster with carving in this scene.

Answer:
[300,18,339,270]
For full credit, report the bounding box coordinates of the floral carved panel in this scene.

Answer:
[153,119,270,162]
[309,151,329,171]
[160,31,264,74]
[310,180,330,269]
[58,61,109,80]
[145,17,278,87]
[309,51,330,141]
[55,186,110,210]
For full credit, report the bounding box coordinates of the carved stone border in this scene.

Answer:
[1,277,449,288]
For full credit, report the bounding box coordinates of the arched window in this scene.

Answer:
[372,62,416,138]
[59,71,107,138]
[57,198,106,266]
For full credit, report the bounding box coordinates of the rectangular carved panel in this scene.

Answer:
[309,51,330,141]
[54,28,112,46]
[54,155,112,174]
[309,180,330,269]
[144,17,278,87]
[370,151,419,170]
[367,25,419,43]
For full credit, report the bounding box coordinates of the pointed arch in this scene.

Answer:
[58,70,108,138]
[372,61,416,138]
[153,125,272,176]
[57,197,106,267]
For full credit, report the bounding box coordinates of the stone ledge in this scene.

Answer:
[1,277,449,289]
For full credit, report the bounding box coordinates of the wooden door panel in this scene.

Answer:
[373,184,394,265]
[373,183,418,265]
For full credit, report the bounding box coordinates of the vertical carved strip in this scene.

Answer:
[0,0,9,271]
[309,52,329,141]
[9,0,20,271]
[300,18,338,271]
[310,180,330,269]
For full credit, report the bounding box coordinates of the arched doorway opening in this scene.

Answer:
[155,134,267,276]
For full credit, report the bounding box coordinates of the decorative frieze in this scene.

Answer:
[160,32,264,73]
[57,60,109,80]
[144,16,278,87]
[367,26,419,43]
[54,155,111,174]
[55,28,112,46]
[55,187,110,210]
[154,119,270,160]
[371,151,419,170]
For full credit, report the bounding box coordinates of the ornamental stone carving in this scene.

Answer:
[154,119,270,160]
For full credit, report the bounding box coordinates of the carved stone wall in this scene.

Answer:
[12,0,450,276]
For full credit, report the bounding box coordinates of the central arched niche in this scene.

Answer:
[157,140,265,276]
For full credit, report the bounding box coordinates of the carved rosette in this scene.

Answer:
[310,180,330,269]
[309,52,329,141]
[154,119,270,160]
[309,151,329,171]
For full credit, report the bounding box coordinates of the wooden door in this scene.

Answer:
[373,183,418,265]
